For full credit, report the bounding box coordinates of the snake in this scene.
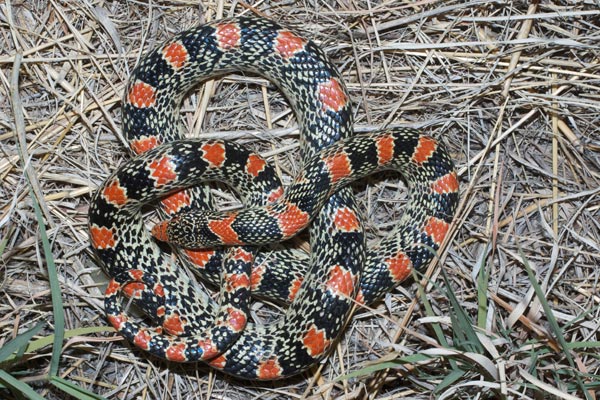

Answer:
[88,15,459,380]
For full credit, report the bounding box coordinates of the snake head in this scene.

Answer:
[151,210,237,248]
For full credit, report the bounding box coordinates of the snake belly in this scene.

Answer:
[88,16,459,380]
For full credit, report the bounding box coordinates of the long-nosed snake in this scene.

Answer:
[88,15,459,380]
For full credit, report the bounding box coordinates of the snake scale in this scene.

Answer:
[88,16,459,380]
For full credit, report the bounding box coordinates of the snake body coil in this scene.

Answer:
[89,16,458,380]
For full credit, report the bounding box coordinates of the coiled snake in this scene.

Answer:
[88,16,458,380]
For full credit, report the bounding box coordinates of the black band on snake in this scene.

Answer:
[88,16,459,380]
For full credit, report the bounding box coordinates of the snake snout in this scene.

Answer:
[151,220,172,242]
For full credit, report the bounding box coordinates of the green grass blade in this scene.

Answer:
[11,52,65,378]
[26,327,112,355]
[335,354,434,381]
[0,322,45,362]
[519,248,590,399]
[412,248,451,350]
[441,270,484,354]
[50,376,109,400]
[476,244,490,329]
[434,368,467,394]
[0,235,8,257]
[0,370,46,400]
[1,326,112,364]
[29,192,65,378]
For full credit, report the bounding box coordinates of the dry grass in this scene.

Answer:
[1,1,600,399]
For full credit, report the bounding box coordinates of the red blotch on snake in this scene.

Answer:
[103,180,128,206]
[376,134,395,165]
[226,307,247,332]
[225,273,251,292]
[333,207,360,232]
[267,187,284,203]
[215,23,241,50]
[184,249,216,269]
[154,283,165,297]
[162,41,189,69]
[274,202,310,238]
[128,269,144,281]
[131,135,160,154]
[275,31,306,58]
[318,78,347,112]
[245,154,267,177]
[105,279,121,296]
[423,217,450,245]
[161,191,191,215]
[197,338,220,360]
[257,358,282,380]
[90,225,116,249]
[302,325,330,357]
[432,171,459,194]
[208,354,227,368]
[134,329,152,350]
[122,282,145,299]
[355,289,365,305]
[250,263,266,290]
[208,214,242,245]
[107,313,127,330]
[128,81,156,108]
[163,313,186,336]
[166,343,187,362]
[148,156,177,187]
[385,251,413,282]
[231,247,254,262]
[324,152,352,184]
[288,276,303,302]
[201,142,226,168]
[412,136,437,164]
[325,265,356,298]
